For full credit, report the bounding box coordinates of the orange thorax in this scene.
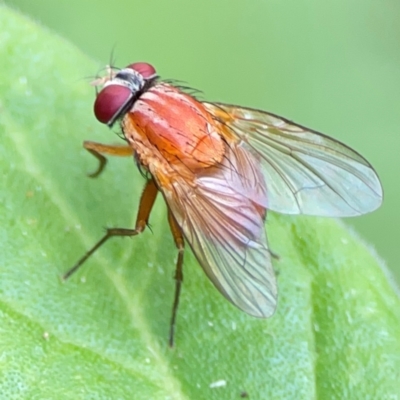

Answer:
[125,84,225,172]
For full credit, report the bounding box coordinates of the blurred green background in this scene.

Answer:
[6,0,400,282]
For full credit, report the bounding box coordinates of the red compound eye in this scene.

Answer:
[94,84,133,125]
[127,62,157,79]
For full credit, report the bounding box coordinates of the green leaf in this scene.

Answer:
[1,6,399,399]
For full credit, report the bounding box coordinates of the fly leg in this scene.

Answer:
[83,140,133,178]
[63,179,158,280]
[167,210,185,348]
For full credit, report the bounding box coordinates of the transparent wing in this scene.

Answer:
[160,145,277,317]
[204,103,383,217]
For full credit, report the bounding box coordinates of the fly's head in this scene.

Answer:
[93,62,158,127]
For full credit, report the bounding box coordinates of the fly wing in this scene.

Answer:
[204,103,383,217]
[160,145,277,317]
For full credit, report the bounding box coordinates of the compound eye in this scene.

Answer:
[94,84,132,125]
[127,62,157,79]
